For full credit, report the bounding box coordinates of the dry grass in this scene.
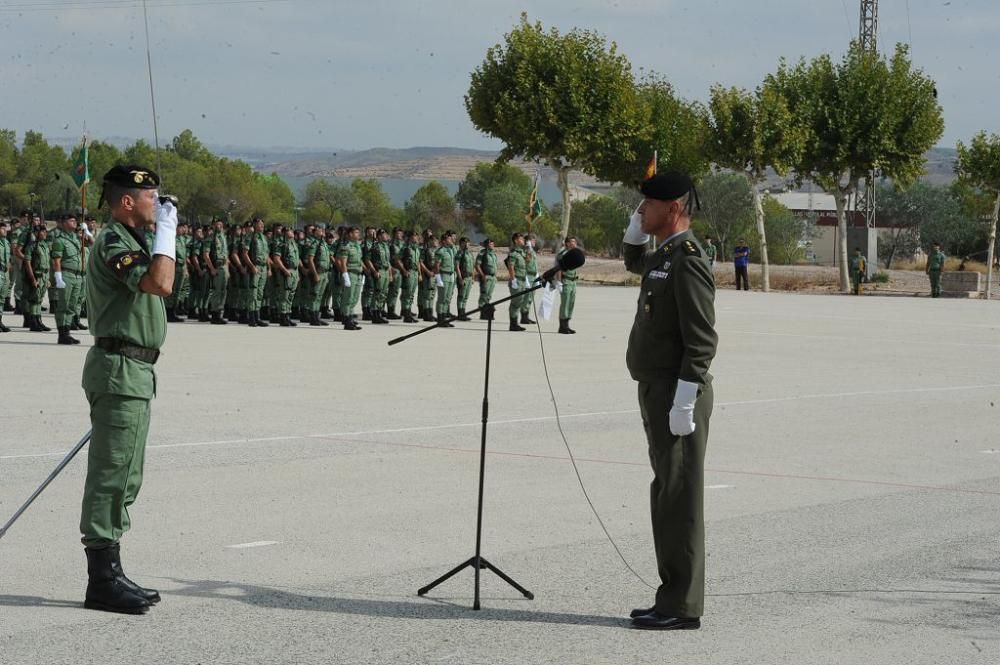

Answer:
[893,257,992,274]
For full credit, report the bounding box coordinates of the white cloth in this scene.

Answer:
[151,199,178,260]
[623,206,649,245]
[435,273,444,288]
[539,283,556,320]
[360,274,366,287]
[54,271,66,289]
[342,272,351,287]
[510,279,519,290]
[668,379,699,436]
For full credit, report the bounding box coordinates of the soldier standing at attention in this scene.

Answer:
[396,229,420,323]
[51,213,85,344]
[849,247,867,296]
[476,237,498,320]
[165,221,188,322]
[336,225,363,330]
[455,236,475,321]
[80,165,177,614]
[304,225,330,327]
[623,172,717,631]
[434,230,457,327]
[272,226,300,327]
[189,225,207,321]
[703,237,716,268]
[11,211,32,318]
[203,218,229,324]
[926,242,946,298]
[520,233,538,325]
[369,228,391,324]
[361,226,377,321]
[419,233,439,322]
[242,217,270,327]
[23,224,52,333]
[506,232,527,332]
[0,222,11,332]
[556,236,579,334]
[229,224,247,322]
[386,227,405,319]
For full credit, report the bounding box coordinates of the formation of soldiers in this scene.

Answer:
[0,213,583,338]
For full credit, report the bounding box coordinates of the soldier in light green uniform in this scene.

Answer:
[849,247,867,295]
[47,218,66,326]
[272,225,300,327]
[703,237,716,268]
[229,224,247,322]
[203,218,229,324]
[623,172,717,631]
[361,226,377,320]
[242,217,270,326]
[926,242,946,298]
[556,236,579,334]
[396,230,420,323]
[455,236,476,321]
[294,226,314,320]
[505,232,527,332]
[51,213,85,344]
[386,227,405,319]
[165,221,189,322]
[0,221,11,332]
[320,229,337,320]
[23,224,51,333]
[305,226,331,326]
[11,212,32,318]
[329,227,346,321]
[419,233,438,321]
[189,225,208,320]
[519,233,538,325]
[476,237,498,320]
[79,165,177,615]
[336,225,363,330]
[369,228,392,324]
[434,230,457,327]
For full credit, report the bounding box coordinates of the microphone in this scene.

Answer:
[538,247,585,285]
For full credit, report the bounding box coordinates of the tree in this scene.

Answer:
[479,183,527,244]
[466,14,645,244]
[301,179,353,226]
[346,179,396,229]
[875,183,977,268]
[554,194,628,257]
[956,132,1000,299]
[691,173,755,262]
[404,181,456,232]
[456,162,532,223]
[707,83,805,290]
[761,196,810,265]
[17,131,69,215]
[169,129,212,164]
[768,43,944,291]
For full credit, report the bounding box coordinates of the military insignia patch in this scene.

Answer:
[662,260,671,271]
[683,241,701,257]
[108,251,149,279]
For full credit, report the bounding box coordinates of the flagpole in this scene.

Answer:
[142,0,163,180]
[653,149,657,175]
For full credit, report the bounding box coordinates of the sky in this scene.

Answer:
[1,0,998,152]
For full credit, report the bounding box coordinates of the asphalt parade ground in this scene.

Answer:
[1,286,998,665]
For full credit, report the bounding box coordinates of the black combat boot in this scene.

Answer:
[457,308,471,321]
[320,307,333,320]
[3,298,12,312]
[423,308,436,322]
[362,307,372,321]
[83,546,151,615]
[107,543,160,605]
[564,319,576,334]
[520,312,536,325]
[72,316,89,330]
[166,308,182,323]
[210,311,227,325]
[198,310,210,322]
[509,318,525,332]
[238,310,249,324]
[403,309,417,323]
[23,313,32,328]
[386,306,400,320]
[344,315,361,331]
[256,310,269,327]
[280,313,292,327]
[437,313,455,328]
[0,314,10,333]
[57,326,80,345]
[13,300,22,315]
[333,310,344,322]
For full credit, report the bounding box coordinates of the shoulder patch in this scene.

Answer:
[683,240,701,257]
[107,251,150,279]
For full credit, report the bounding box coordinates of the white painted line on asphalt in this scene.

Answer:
[980,450,1000,455]
[706,484,735,489]
[226,541,280,549]
[731,329,1000,350]
[4,383,999,462]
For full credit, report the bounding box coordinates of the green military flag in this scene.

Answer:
[71,139,89,190]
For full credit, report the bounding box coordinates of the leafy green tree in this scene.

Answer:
[404,181,456,232]
[760,196,809,265]
[691,173,755,262]
[456,162,532,225]
[480,183,528,244]
[875,183,977,267]
[466,14,645,244]
[553,195,628,257]
[769,43,944,291]
[956,131,1000,298]
[301,179,353,226]
[708,83,805,290]
[17,131,69,215]
[342,179,396,229]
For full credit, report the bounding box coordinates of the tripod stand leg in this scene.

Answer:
[417,557,476,596]
[479,557,534,600]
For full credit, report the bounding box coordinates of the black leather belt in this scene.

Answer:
[95,337,160,365]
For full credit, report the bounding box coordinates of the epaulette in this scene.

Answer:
[683,240,701,257]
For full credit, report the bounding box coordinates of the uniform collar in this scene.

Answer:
[657,229,691,255]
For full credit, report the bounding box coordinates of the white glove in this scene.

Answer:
[54,271,66,289]
[623,206,649,245]
[510,279,518,290]
[556,280,563,293]
[342,272,351,287]
[152,198,178,260]
[360,274,366,287]
[82,226,94,239]
[435,273,444,288]
[668,380,699,436]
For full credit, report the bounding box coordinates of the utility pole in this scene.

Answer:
[857,0,879,273]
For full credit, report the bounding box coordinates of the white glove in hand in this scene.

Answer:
[435,274,444,288]
[668,379,699,436]
[342,272,351,287]
[360,274,366,287]
[510,279,518,290]
[623,206,649,245]
[54,271,66,289]
[556,281,563,293]
[152,198,178,260]
[82,226,94,239]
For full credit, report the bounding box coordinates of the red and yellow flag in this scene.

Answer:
[643,151,657,180]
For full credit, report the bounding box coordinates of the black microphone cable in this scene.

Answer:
[528,295,657,591]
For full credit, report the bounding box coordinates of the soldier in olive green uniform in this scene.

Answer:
[386,228,405,319]
[396,230,421,323]
[47,219,66,326]
[189,225,208,320]
[506,233,528,332]
[242,218,270,326]
[228,225,246,322]
[419,234,438,321]
[434,231,457,327]
[455,236,476,321]
[556,236,579,334]
[23,225,52,332]
[369,228,392,324]
[476,238,498,320]
[11,212,32,317]
[80,165,177,615]
[320,230,337,320]
[305,226,331,326]
[51,213,86,344]
[0,222,11,332]
[272,226,300,327]
[520,234,538,325]
[849,247,867,295]
[623,172,717,631]
[361,226,376,320]
[704,237,716,268]
[203,219,229,324]
[165,221,189,322]
[336,225,363,330]
[926,242,946,298]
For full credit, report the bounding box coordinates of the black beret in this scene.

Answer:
[102,165,160,189]
[640,171,693,201]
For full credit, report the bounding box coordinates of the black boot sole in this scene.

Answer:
[84,599,150,615]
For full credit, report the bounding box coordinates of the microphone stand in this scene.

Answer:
[388,281,548,610]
